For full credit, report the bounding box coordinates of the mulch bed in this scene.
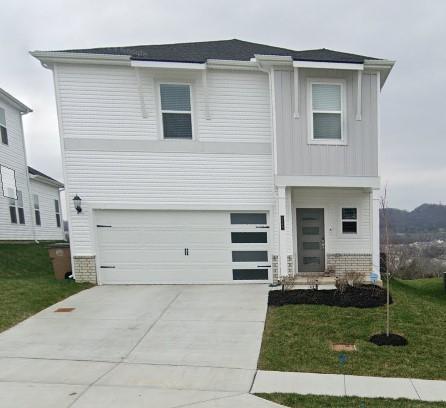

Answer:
[268,285,391,308]
[370,333,408,346]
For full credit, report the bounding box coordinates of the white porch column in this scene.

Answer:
[372,189,381,279]
[277,186,288,277]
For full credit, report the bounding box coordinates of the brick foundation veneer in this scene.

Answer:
[73,256,97,284]
[327,253,373,277]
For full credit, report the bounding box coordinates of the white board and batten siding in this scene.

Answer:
[274,68,379,177]
[0,99,33,240]
[54,64,275,267]
[29,179,64,241]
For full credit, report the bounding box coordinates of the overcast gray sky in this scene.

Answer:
[1,0,445,211]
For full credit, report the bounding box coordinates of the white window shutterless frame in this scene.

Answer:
[307,79,347,145]
[158,83,194,140]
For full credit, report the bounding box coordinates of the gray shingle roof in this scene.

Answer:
[56,39,380,64]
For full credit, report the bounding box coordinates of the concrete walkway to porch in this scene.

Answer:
[251,370,446,402]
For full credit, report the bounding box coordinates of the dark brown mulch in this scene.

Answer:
[268,285,391,308]
[370,333,408,346]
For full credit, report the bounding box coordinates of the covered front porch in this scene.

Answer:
[276,185,380,283]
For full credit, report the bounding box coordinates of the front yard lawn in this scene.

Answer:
[0,243,92,332]
[258,278,446,380]
[258,394,446,408]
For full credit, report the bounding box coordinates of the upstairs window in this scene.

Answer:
[0,108,7,145]
[160,84,192,139]
[9,190,25,224]
[342,208,357,234]
[309,81,345,144]
[0,165,16,199]
[55,199,61,228]
[33,194,41,226]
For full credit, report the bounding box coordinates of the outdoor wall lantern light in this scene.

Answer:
[73,194,82,214]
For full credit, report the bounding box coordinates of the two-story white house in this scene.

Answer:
[0,88,65,241]
[32,39,394,284]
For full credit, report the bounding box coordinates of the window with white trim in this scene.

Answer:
[55,199,61,228]
[342,208,357,234]
[309,81,345,143]
[33,194,41,226]
[0,108,8,145]
[9,190,25,224]
[160,84,192,139]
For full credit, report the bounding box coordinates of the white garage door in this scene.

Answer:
[96,210,271,284]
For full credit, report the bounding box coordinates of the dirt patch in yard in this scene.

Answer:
[268,285,391,308]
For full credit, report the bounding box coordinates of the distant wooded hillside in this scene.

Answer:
[380,204,446,233]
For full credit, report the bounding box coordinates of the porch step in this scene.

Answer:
[292,276,337,285]
[297,272,336,278]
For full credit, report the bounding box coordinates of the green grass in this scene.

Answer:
[258,278,446,380]
[258,394,446,408]
[0,243,92,332]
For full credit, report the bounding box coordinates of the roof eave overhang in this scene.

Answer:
[364,59,395,88]
[0,89,32,114]
[30,51,395,87]
[252,54,367,72]
[29,174,64,189]
[30,51,131,69]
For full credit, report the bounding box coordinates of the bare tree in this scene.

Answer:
[380,185,391,337]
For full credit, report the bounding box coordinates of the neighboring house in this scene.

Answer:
[32,39,394,284]
[0,88,64,241]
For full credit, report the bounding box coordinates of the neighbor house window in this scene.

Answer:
[9,190,25,224]
[309,80,345,143]
[55,199,61,228]
[160,84,192,139]
[33,194,41,226]
[342,208,357,234]
[0,108,8,145]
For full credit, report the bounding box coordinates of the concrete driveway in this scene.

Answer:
[0,285,283,407]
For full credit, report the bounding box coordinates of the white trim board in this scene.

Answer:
[276,176,380,189]
[63,138,272,155]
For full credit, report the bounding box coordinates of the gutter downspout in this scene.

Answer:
[257,60,286,282]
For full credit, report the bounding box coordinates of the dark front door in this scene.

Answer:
[296,208,325,273]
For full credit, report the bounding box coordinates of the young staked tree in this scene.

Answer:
[380,186,391,336]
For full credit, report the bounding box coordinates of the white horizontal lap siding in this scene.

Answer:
[197,71,271,143]
[56,65,272,144]
[292,187,371,254]
[0,101,33,240]
[29,179,64,241]
[64,151,274,255]
[57,64,158,140]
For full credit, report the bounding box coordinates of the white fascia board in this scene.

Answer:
[131,60,206,70]
[29,174,64,189]
[276,175,380,189]
[206,59,258,70]
[364,59,395,88]
[253,54,293,69]
[30,51,131,67]
[0,88,32,114]
[293,60,363,70]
